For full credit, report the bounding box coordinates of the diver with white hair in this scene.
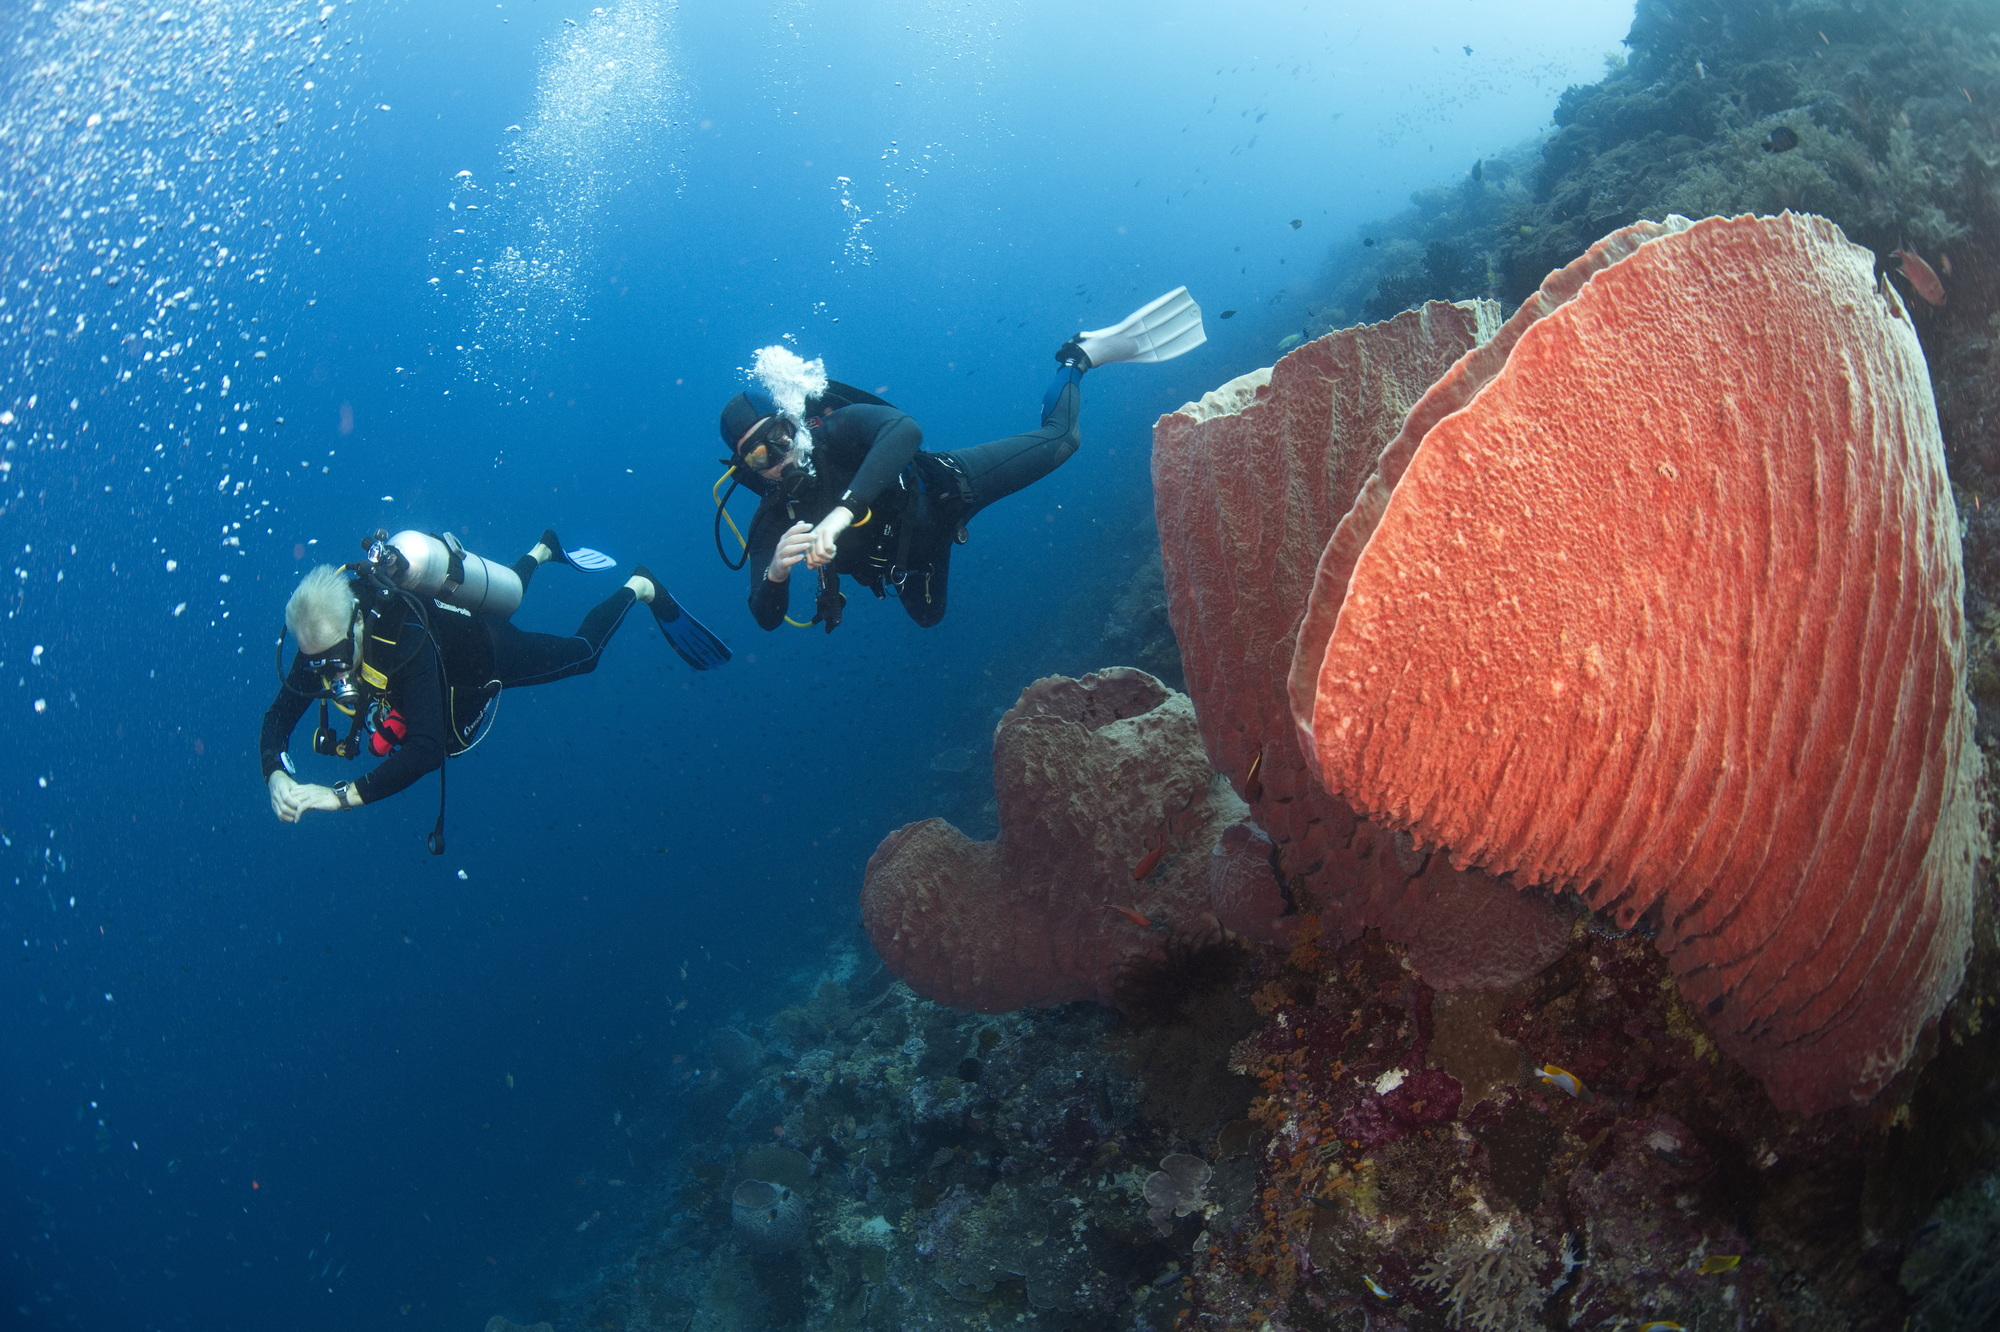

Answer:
[710,288,1206,631]
[259,527,729,851]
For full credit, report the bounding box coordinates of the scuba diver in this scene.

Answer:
[259,527,730,852]
[711,288,1206,631]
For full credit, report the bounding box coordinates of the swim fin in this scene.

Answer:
[542,528,617,572]
[1071,286,1206,368]
[633,566,732,670]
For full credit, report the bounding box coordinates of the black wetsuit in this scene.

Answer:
[258,556,641,804]
[741,376,1082,629]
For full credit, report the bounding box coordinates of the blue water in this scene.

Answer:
[0,0,1631,1325]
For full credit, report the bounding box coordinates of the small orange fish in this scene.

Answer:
[1534,1063,1586,1098]
[1132,836,1166,880]
[1893,247,1946,306]
[1243,747,1265,802]
[1697,1254,1742,1275]
[1098,903,1152,928]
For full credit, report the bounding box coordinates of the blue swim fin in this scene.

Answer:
[634,566,732,670]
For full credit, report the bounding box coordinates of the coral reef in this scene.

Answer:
[557,900,1997,1332]
[1901,1169,2000,1329]
[861,669,1288,1012]
[556,948,1261,1330]
[1295,211,1980,1113]
[1176,920,1958,1330]
[552,6,2000,1327]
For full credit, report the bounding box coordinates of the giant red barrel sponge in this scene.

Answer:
[1153,301,1579,992]
[1293,212,1981,1113]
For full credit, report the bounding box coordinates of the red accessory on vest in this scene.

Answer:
[368,707,409,757]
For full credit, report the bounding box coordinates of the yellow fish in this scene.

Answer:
[1638,1323,1684,1332]
[1534,1064,1585,1098]
[1361,1275,1393,1300]
[1698,1254,1742,1274]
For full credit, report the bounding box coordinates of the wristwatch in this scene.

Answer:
[333,781,353,811]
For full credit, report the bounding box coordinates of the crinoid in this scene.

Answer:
[1113,919,1251,1025]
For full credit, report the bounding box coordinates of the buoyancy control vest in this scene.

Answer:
[278,541,510,855]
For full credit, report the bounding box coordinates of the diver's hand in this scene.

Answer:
[286,783,347,819]
[805,506,855,569]
[767,521,813,583]
[267,769,302,823]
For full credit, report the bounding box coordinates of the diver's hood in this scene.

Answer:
[719,387,779,452]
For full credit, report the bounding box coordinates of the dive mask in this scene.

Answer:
[303,640,359,704]
[734,416,795,473]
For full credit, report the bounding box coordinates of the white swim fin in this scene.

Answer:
[1073,287,1206,368]
[541,528,617,571]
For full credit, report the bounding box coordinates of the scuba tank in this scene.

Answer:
[381,530,522,617]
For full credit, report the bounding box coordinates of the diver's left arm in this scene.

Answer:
[351,636,448,804]
[278,775,366,818]
[807,406,921,566]
[274,640,445,818]
[836,406,922,506]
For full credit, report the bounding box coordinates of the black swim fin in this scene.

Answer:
[633,566,732,670]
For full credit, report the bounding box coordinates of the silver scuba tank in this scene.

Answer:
[385,530,523,617]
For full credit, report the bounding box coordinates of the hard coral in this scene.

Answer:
[1296,212,1982,1114]
[862,669,1287,1012]
[1413,1218,1550,1332]
[1144,1152,1214,1235]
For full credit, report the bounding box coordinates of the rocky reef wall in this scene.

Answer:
[549,5,2000,1327]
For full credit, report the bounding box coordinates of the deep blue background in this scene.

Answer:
[0,0,1631,1325]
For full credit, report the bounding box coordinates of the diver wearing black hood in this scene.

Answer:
[714,288,1208,631]
[721,368,1076,630]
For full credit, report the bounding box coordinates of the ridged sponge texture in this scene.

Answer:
[861,670,1284,1013]
[1155,302,1496,900]
[1154,301,1574,993]
[1296,212,1980,1114]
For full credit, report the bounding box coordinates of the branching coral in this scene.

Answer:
[1413,1218,1551,1332]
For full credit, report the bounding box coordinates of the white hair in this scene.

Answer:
[286,564,357,654]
